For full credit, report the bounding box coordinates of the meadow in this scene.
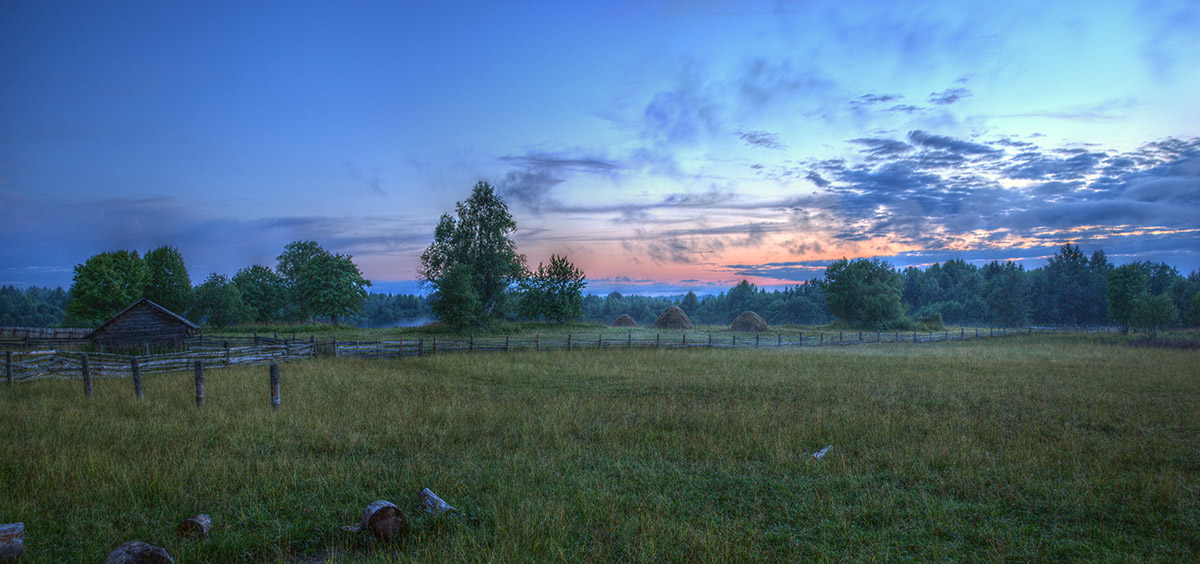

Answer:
[2,334,1197,562]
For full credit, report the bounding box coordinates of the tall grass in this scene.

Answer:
[2,334,1197,562]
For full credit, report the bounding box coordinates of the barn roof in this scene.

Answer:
[91,298,199,336]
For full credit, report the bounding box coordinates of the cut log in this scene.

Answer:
[176,514,212,539]
[0,523,23,563]
[417,488,456,516]
[105,541,174,564]
[340,500,407,541]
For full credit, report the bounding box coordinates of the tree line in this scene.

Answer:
[54,241,370,328]
[3,181,1199,333]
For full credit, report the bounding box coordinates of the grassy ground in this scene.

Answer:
[2,334,1198,562]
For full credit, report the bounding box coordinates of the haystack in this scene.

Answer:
[611,314,638,327]
[652,306,693,330]
[730,311,769,332]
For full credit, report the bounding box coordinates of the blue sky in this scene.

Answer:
[3,0,1198,296]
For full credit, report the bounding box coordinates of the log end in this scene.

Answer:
[359,500,408,541]
[176,514,212,539]
[0,522,23,563]
[105,540,175,564]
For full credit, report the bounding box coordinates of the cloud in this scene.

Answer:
[738,130,784,149]
[849,137,911,158]
[907,130,1002,156]
[928,87,972,105]
[498,151,622,214]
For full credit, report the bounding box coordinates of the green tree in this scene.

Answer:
[680,291,700,316]
[1131,293,1178,340]
[981,260,1029,327]
[431,263,483,329]
[419,182,525,326]
[232,265,287,323]
[293,252,371,326]
[192,273,247,329]
[518,254,586,323]
[820,258,906,329]
[65,250,148,326]
[143,245,192,314]
[276,241,371,324]
[1107,264,1149,334]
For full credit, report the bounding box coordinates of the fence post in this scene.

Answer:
[143,342,150,356]
[470,334,475,353]
[506,334,510,353]
[732,335,737,347]
[913,331,918,342]
[778,333,782,346]
[433,336,438,354]
[131,357,143,399]
[656,333,660,347]
[333,337,339,358]
[755,334,760,348]
[224,341,231,366]
[876,331,881,343]
[254,331,259,345]
[269,363,280,410]
[536,334,541,352]
[839,332,843,344]
[858,331,862,343]
[819,333,823,345]
[195,361,204,407]
[5,351,11,387]
[567,333,572,352]
[682,333,686,346]
[799,333,803,346]
[629,332,633,348]
[598,333,603,349]
[418,337,424,356]
[82,353,92,397]
[708,332,712,347]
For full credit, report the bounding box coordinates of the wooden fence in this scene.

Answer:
[330,326,1096,360]
[4,341,314,383]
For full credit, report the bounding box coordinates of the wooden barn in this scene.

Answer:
[89,298,198,350]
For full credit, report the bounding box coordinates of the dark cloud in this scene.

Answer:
[849,137,911,158]
[1002,150,1107,180]
[498,151,622,214]
[907,130,1002,157]
[738,130,784,149]
[887,104,924,114]
[928,87,972,105]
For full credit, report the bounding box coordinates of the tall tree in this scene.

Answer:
[981,260,1030,328]
[1107,264,1149,334]
[143,245,192,314]
[820,258,905,329]
[65,250,148,326]
[419,182,525,326]
[232,265,287,323]
[275,241,370,325]
[518,254,587,323]
[293,252,371,326]
[192,273,247,328]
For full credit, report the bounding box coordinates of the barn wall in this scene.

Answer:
[91,303,195,347]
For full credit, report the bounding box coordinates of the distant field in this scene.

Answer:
[2,334,1198,563]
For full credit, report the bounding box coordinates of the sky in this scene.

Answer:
[2,0,1199,296]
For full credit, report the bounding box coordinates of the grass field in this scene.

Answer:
[2,334,1198,562]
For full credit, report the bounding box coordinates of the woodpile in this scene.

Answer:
[611,314,638,327]
[730,311,769,332]
[651,306,693,330]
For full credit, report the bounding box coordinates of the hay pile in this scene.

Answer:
[652,306,693,330]
[611,314,638,327]
[730,311,769,332]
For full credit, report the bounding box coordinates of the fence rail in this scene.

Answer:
[4,342,314,383]
[4,326,1110,383]
[330,326,1101,360]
